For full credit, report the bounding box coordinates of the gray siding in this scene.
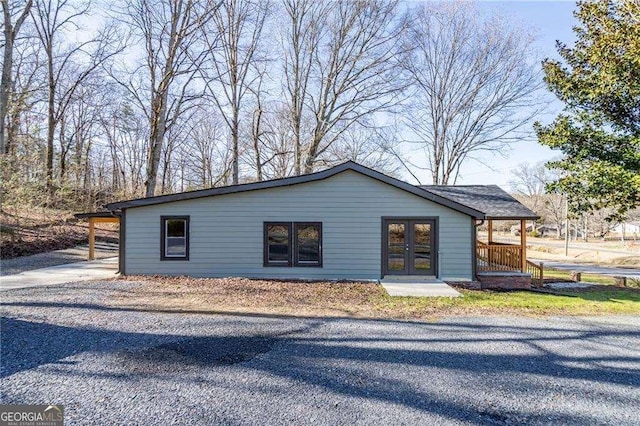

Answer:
[124,170,474,280]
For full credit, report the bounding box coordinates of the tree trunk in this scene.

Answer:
[304,124,324,174]
[6,95,20,160]
[252,106,263,181]
[145,93,168,197]
[0,28,12,155]
[231,107,239,184]
[1,0,33,154]
[58,121,67,180]
[145,136,163,197]
[46,57,56,191]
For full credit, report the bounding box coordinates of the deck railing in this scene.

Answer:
[525,259,544,287]
[476,241,544,286]
[476,241,522,272]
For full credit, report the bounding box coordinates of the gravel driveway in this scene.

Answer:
[1,281,639,425]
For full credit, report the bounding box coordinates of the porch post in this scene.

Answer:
[487,220,493,244]
[487,219,494,265]
[520,219,526,272]
[89,218,95,261]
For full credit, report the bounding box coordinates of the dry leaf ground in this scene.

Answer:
[109,276,640,320]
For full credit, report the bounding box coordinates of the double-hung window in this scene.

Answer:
[161,216,189,260]
[264,222,322,267]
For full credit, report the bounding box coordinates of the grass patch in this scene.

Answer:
[111,276,640,319]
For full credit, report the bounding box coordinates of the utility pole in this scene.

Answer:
[564,195,569,257]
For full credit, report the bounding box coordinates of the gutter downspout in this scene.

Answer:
[473,219,485,281]
[112,209,125,275]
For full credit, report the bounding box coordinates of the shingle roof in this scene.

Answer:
[99,161,536,220]
[418,185,539,220]
[104,161,486,218]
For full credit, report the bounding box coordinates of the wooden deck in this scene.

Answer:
[476,241,543,286]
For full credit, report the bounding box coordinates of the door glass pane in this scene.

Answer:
[388,223,405,271]
[413,223,431,271]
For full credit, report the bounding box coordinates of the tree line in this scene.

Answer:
[2,0,637,224]
[1,0,542,210]
[509,161,640,240]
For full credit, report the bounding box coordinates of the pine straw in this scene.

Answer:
[109,276,640,320]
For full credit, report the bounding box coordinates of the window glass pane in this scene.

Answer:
[268,225,289,262]
[297,224,320,263]
[167,219,186,237]
[166,237,186,256]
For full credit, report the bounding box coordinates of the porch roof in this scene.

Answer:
[418,185,539,220]
[74,211,120,219]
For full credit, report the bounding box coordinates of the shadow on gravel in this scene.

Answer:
[3,297,640,424]
[0,317,278,378]
[3,314,638,424]
[120,336,276,370]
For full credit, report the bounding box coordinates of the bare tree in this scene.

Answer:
[253,103,297,179]
[247,67,267,181]
[57,73,107,187]
[31,0,122,191]
[509,162,553,218]
[400,2,543,184]
[101,99,148,198]
[202,0,268,184]
[325,123,400,176]
[302,0,405,173]
[176,107,231,189]
[1,23,41,164]
[1,0,33,155]
[279,0,326,175]
[117,0,220,197]
[510,162,567,236]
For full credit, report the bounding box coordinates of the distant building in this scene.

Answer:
[612,221,640,236]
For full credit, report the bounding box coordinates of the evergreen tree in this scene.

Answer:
[535,0,640,220]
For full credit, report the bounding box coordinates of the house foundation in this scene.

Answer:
[476,272,532,290]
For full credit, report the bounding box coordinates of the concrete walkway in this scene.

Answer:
[380,278,462,297]
[0,257,118,291]
[1,242,118,276]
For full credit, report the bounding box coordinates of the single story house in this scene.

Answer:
[612,221,640,237]
[78,161,540,288]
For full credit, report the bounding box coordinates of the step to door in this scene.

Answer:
[381,275,439,283]
[379,281,462,297]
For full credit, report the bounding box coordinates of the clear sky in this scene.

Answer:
[403,0,579,189]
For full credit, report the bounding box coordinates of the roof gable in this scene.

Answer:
[105,161,485,218]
